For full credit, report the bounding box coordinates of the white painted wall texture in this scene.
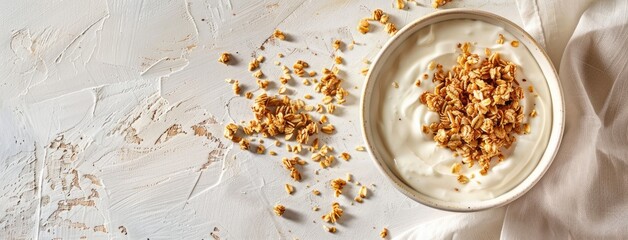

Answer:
[0,0,521,239]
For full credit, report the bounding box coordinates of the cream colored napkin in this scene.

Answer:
[502,0,628,238]
[396,0,628,238]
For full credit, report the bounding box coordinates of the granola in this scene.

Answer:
[273,29,286,40]
[380,228,388,238]
[218,52,231,64]
[419,42,531,177]
[358,18,370,34]
[385,22,398,36]
[432,0,453,8]
[273,204,286,216]
[321,202,343,223]
[282,156,305,181]
[330,178,347,197]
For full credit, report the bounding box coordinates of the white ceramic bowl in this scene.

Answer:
[360,9,565,212]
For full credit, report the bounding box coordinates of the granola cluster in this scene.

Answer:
[244,93,318,144]
[358,9,398,36]
[273,204,286,216]
[321,202,343,223]
[218,52,231,64]
[312,144,336,168]
[420,42,529,179]
[282,156,306,181]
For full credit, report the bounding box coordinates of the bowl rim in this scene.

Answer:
[359,9,565,212]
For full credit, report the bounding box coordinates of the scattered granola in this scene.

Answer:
[319,155,335,168]
[385,22,398,36]
[315,68,347,104]
[340,152,351,161]
[218,52,231,64]
[373,9,384,21]
[358,186,368,198]
[320,115,328,123]
[428,61,436,71]
[333,39,342,51]
[355,146,366,151]
[253,70,264,78]
[232,80,241,95]
[419,42,530,177]
[380,228,389,238]
[451,162,462,174]
[348,40,356,50]
[278,85,287,94]
[323,225,337,233]
[256,145,265,154]
[218,5,428,232]
[279,75,290,85]
[361,67,369,76]
[283,156,306,181]
[293,60,309,77]
[511,40,520,48]
[330,178,347,197]
[256,79,269,89]
[224,123,241,142]
[457,175,469,184]
[396,0,405,9]
[334,55,343,64]
[285,184,295,195]
[321,124,335,134]
[530,109,537,117]
[322,202,343,223]
[274,204,286,216]
[523,123,531,134]
[497,34,505,44]
[432,0,453,8]
[326,104,336,114]
[241,93,319,145]
[358,18,370,34]
[239,138,250,150]
[248,58,260,71]
[273,29,286,40]
[380,14,390,24]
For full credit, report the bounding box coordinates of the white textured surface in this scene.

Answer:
[0,0,520,239]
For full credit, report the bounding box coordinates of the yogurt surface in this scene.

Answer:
[374,19,552,202]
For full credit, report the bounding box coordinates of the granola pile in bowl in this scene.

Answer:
[360,9,564,211]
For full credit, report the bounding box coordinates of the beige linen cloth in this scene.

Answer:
[397,0,628,238]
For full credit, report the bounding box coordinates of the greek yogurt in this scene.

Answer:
[375,19,552,202]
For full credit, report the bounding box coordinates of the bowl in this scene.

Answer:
[360,9,565,212]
